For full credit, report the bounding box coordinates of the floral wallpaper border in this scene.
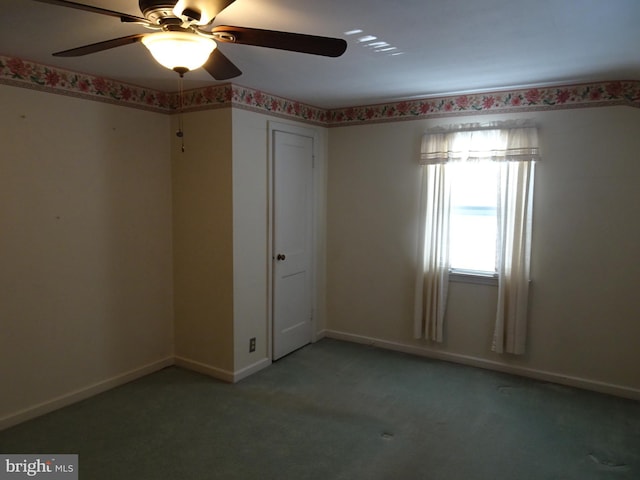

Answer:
[2,55,639,126]
[0,56,173,113]
[326,81,640,126]
[178,84,328,125]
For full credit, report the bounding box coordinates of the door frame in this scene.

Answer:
[267,121,323,360]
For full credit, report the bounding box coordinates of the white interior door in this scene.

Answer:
[272,130,314,360]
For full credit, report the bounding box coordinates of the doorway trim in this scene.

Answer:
[267,121,325,360]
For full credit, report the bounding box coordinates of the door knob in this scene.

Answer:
[276,254,286,261]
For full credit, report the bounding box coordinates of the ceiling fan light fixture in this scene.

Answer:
[142,31,216,71]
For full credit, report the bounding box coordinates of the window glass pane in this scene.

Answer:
[449,162,498,273]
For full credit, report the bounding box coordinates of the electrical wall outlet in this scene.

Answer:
[249,337,256,353]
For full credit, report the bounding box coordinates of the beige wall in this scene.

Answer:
[327,106,640,396]
[0,85,174,425]
[0,90,313,423]
[173,108,327,377]
[6,76,636,426]
[231,110,328,373]
[231,109,270,371]
[172,108,235,374]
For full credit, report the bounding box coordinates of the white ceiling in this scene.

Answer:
[2,0,639,109]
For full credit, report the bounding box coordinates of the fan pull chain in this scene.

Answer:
[176,72,185,153]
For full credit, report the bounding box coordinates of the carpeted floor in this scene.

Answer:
[1,339,639,479]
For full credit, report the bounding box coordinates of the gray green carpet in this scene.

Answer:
[1,339,639,479]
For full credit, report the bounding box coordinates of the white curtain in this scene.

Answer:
[493,160,535,354]
[414,163,450,341]
[415,124,539,352]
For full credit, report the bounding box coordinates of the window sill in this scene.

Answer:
[449,270,498,286]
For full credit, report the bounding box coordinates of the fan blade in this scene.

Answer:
[53,34,146,57]
[208,0,237,19]
[32,0,148,23]
[212,26,347,57]
[203,48,242,80]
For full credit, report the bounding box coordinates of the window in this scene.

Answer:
[414,124,539,354]
[448,161,499,275]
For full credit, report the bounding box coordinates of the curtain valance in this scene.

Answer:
[420,127,540,165]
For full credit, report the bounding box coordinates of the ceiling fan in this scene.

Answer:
[33,0,348,80]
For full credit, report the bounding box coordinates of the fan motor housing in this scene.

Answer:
[139,0,182,25]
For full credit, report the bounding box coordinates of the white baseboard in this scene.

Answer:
[324,330,640,401]
[175,356,271,383]
[7,332,633,431]
[233,358,271,382]
[2,354,274,430]
[174,356,235,383]
[313,329,327,342]
[0,357,174,431]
